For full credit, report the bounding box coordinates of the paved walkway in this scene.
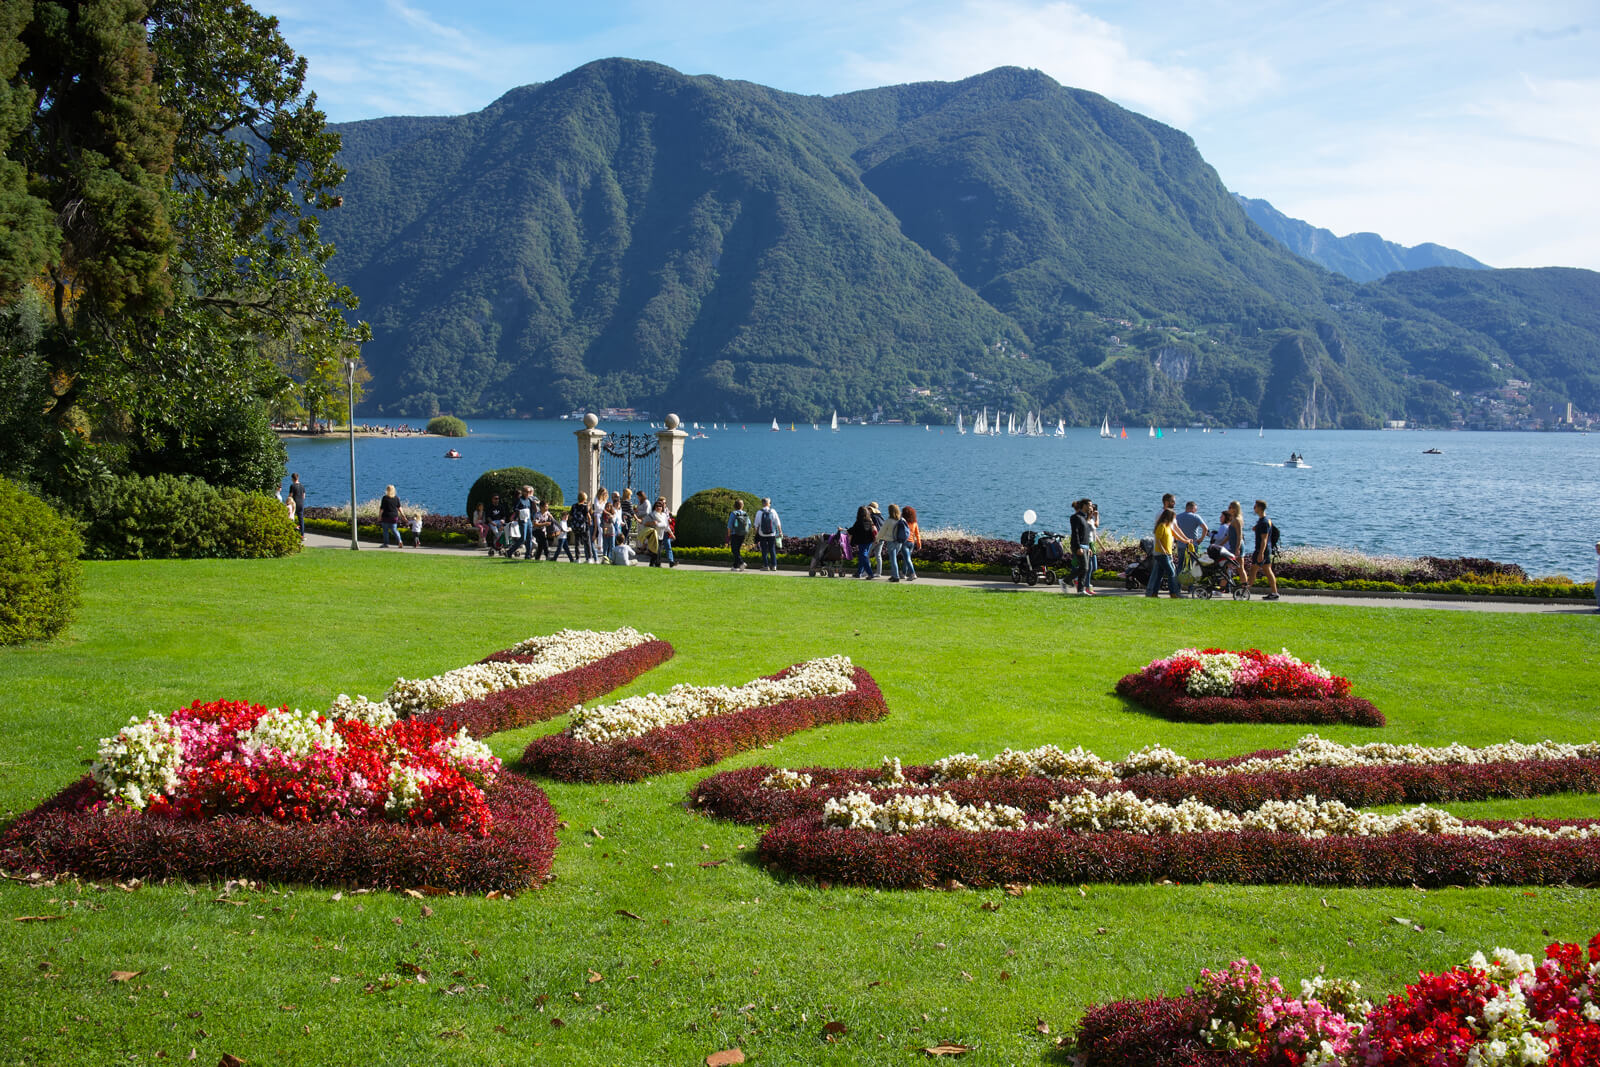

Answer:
[300,531,1594,614]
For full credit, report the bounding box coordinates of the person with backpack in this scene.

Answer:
[727,499,751,570]
[1245,498,1281,600]
[754,497,783,571]
[887,504,914,582]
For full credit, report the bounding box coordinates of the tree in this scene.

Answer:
[0,1,57,300]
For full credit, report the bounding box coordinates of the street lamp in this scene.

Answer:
[344,358,359,550]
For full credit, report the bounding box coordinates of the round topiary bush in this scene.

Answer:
[427,415,468,437]
[216,491,303,558]
[465,467,563,519]
[675,488,762,547]
[0,477,84,645]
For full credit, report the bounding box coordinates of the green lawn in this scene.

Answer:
[1,553,1596,1066]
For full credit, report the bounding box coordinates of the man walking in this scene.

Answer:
[1244,499,1281,600]
[286,473,306,539]
[754,497,783,571]
[1174,500,1208,575]
[727,499,751,570]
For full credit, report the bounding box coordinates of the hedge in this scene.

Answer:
[465,467,562,519]
[676,488,762,548]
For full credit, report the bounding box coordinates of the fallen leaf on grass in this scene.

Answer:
[705,1050,745,1066]
[13,915,64,923]
[218,1056,245,1067]
[587,970,604,984]
[1004,883,1030,897]
[549,1017,564,1028]
[109,970,142,983]
[698,860,727,868]
[924,1044,971,1057]
[589,827,605,840]
[614,909,644,921]
[1035,1019,1050,1034]
[979,901,1000,912]
[999,971,1011,981]
[420,906,434,918]
[821,1020,849,1037]
[404,889,424,899]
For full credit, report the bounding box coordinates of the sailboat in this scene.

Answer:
[1156,427,1164,439]
[957,413,965,435]
[771,418,780,432]
[975,408,988,435]
[1119,426,1127,439]
[1148,424,1155,437]
[1055,418,1066,437]
[1259,425,1264,438]
[1100,414,1112,439]
[789,422,796,432]
[830,410,839,432]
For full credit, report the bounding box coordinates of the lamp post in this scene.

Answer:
[344,358,359,550]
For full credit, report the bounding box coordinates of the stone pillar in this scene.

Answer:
[656,414,688,514]
[574,413,606,505]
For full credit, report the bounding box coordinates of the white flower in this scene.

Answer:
[822,791,1032,833]
[238,708,345,760]
[323,694,397,728]
[761,769,814,791]
[92,713,184,810]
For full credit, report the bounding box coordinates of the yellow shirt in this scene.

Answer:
[1154,522,1174,555]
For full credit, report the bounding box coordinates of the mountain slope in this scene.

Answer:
[1234,194,1490,282]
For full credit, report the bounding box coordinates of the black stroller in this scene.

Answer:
[1010,530,1066,586]
[491,521,525,558]
[1192,545,1248,599]
[1121,536,1157,589]
[808,528,851,577]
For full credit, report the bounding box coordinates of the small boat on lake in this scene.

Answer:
[1423,448,1443,455]
[1285,452,1307,468]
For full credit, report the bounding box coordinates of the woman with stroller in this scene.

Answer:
[1146,508,1183,597]
[849,505,877,579]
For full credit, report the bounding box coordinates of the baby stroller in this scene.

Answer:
[1011,530,1065,586]
[809,528,851,577]
[1192,545,1248,600]
[492,521,525,558]
[1122,537,1157,589]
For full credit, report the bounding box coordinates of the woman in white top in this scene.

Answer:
[647,498,676,567]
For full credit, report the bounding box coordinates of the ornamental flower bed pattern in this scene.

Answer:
[690,735,1600,824]
[0,700,558,890]
[1117,648,1384,726]
[521,659,889,783]
[1072,933,1600,1067]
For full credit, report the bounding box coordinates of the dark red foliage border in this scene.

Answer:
[757,816,1600,889]
[0,775,558,892]
[1116,672,1386,727]
[1073,995,1226,1067]
[691,755,1600,824]
[416,638,675,737]
[520,667,889,783]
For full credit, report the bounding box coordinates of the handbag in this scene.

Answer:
[775,536,783,551]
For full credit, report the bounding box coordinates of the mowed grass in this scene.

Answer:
[1,553,1597,1066]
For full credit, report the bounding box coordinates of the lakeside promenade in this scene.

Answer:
[298,532,1591,614]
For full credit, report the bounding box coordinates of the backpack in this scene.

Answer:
[758,508,775,536]
[894,518,910,543]
[730,510,749,537]
[1268,521,1282,557]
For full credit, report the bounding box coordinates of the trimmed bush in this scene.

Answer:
[216,490,302,558]
[465,467,562,519]
[0,774,558,892]
[0,477,83,644]
[676,488,762,547]
[65,474,299,560]
[427,415,468,437]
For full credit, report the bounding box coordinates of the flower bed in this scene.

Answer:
[691,735,1600,824]
[1072,933,1600,1067]
[521,659,889,783]
[0,699,558,890]
[1117,648,1384,726]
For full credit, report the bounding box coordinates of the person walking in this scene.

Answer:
[869,501,890,576]
[286,473,306,539]
[409,512,423,548]
[1146,508,1182,597]
[599,501,618,561]
[378,485,405,548]
[1068,499,1093,594]
[531,498,554,560]
[618,488,635,539]
[1174,501,1208,570]
[1593,541,1600,613]
[569,492,594,562]
[727,499,751,570]
[900,505,921,581]
[648,497,676,567]
[513,488,534,559]
[754,497,783,571]
[849,505,876,579]
[1244,499,1281,600]
[886,504,913,582]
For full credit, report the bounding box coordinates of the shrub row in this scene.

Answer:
[757,818,1600,888]
[521,667,890,783]
[65,474,299,560]
[691,756,1600,824]
[1116,673,1386,726]
[0,774,559,892]
[414,639,676,738]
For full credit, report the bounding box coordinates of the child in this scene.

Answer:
[409,513,423,548]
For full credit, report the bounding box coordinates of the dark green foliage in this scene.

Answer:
[427,415,467,437]
[675,487,761,548]
[322,60,1598,428]
[0,476,82,644]
[464,467,561,519]
[126,400,286,492]
[65,473,296,559]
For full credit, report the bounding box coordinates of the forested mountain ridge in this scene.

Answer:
[321,59,1600,428]
[1234,194,1491,282]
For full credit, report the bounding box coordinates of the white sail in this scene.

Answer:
[957,412,965,435]
[771,418,780,431]
[1259,425,1264,438]
[1148,424,1155,437]
[1055,418,1066,437]
[831,410,838,432]
[1100,415,1111,438]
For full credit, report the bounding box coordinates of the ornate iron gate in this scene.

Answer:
[600,432,659,503]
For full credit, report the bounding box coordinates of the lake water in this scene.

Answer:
[284,422,1600,577]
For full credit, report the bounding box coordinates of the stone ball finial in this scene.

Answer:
[583,412,599,429]
[664,413,680,430]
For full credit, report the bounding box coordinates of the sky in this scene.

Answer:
[256,0,1600,271]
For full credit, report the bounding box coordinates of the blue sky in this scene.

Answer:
[256,0,1599,270]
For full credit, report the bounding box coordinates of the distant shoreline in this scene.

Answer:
[275,429,442,439]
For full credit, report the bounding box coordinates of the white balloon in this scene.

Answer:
[1022,509,1037,526]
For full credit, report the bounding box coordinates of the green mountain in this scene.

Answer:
[1234,194,1491,282]
[321,60,1600,428]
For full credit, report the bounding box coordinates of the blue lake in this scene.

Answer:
[284,422,1600,577]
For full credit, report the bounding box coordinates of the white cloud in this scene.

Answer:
[837,0,1228,126]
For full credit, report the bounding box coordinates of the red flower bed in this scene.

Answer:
[1116,672,1385,727]
[691,755,1600,823]
[521,668,889,783]
[423,638,675,737]
[0,773,557,891]
[756,817,1600,888]
[1074,995,1229,1067]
